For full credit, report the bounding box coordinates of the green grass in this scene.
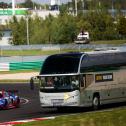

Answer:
[0,49,92,56]
[0,79,30,83]
[0,69,39,74]
[0,78,39,84]
[16,108,126,126]
[0,50,60,56]
[92,40,126,44]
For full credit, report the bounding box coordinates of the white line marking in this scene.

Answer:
[20,98,29,105]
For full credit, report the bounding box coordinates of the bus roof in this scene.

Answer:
[86,48,120,54]
[80,47,126,72]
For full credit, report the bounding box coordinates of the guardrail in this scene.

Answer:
[0,44,123,51]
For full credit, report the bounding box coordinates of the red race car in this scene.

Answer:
[0,90,20,109]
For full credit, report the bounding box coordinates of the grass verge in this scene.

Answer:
[1,39,126,56]
[92,40,126,44]
[0,79,29,83]
[0,79,39,84]
[0,49,92,56]
[0,70,39,74]
[16,107,126,126]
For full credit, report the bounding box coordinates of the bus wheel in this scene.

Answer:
[92,95,100,110]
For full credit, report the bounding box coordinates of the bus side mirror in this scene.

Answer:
[30,77,34,90]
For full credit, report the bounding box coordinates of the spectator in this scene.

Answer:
[72,76,79,87]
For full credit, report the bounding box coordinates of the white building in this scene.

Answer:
[31,10,59,19]
[0,30,12,46]
[51,0,60,6]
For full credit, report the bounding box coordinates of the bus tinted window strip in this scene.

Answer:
[80,63,126,73]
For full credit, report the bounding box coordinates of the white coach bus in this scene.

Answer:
[30,48,126,109]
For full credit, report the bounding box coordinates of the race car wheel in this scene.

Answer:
[14,98,20,108]
[4,99,8,109]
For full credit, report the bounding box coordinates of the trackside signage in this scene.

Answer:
[0,9,27,15]
[95,73,113,82]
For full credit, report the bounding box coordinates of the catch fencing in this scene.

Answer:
[0,43,123,51]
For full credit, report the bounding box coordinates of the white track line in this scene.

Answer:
[20,98,29,105]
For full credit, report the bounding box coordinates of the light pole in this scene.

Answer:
[12,0,15,15]
[75,0,78,16]
[111,0,114,17]
[26,15,29,45]
[81,0,85,14]
[32,1,34,9]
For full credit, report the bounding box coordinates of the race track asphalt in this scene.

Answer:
[0,83,58,123]
[0,83,126,123]
[0,83,86,123]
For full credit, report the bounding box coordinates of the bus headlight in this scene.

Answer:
[64,93,79,101]
[64,93,71,100]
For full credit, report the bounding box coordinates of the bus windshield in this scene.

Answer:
[40,54,82,74]
[39,75,79,92]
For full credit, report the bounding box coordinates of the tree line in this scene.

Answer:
[0,0,125,45]
[7,10,126,45]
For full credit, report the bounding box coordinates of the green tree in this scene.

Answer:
[22,0,33,8]
[44,14,55,43]
[117,16,126,38]
[29,16,44,44]
[85,11,117,40]
[51,13,77,43]
[9,16,26,45]
[19,0,42,9]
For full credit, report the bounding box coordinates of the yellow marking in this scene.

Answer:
[64,93,70,100]
[96,75,102,81]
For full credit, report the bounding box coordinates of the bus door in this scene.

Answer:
[80,74,86,105]
[80,74,94,106]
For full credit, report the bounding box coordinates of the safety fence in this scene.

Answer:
[0,61,44,71]
[0,44,123,51]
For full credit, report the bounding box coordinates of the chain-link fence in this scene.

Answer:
[0,43,122,50]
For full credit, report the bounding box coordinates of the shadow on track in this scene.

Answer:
[41,102,126,115]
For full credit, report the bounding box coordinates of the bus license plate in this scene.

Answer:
[51,99,63,106]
